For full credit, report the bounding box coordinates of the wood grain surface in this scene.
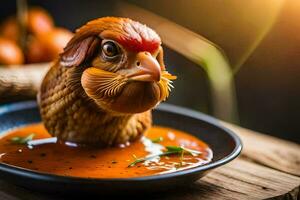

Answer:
[225,123,300,176]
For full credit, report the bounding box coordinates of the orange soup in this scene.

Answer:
[0,123,212,178]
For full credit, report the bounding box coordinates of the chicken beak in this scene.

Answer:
[127,52,161,82]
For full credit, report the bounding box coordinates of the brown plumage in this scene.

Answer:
[38,17,176,146]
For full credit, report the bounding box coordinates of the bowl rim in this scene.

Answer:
[0,101,242,183]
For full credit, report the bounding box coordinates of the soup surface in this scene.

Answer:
[0,123,212,178]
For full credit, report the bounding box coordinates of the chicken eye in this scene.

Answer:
[102,41,119,58]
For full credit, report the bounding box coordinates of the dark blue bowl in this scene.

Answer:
[0,101,242,195]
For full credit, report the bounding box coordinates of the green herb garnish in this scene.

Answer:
[165,146,182,152]
[10,133,35,144]
[150,136,164,143]
[128,151,174,167]
[128,146,201,167]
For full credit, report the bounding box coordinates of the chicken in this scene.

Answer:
[38,17,176,146]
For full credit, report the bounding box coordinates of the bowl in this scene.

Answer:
[0,101,242,195]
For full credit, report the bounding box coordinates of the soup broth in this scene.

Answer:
[0,123,212,178]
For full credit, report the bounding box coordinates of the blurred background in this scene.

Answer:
[0,0,299,143]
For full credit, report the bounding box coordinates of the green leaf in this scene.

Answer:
[10,137,21,142]
[165,146,183,152]
[128,145,202,167]
[151,136,163,143]
[128,151,177,167]
[10,133,35,144]
[181,146,202,156]
[128,157,146,167]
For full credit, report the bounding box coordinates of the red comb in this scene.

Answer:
[118,36,160,53]
[116,20,161,53]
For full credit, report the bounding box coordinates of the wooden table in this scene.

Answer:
[0,123,299,200]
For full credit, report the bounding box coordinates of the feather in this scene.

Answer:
[81,67,128,100]
[158,71,177,101]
